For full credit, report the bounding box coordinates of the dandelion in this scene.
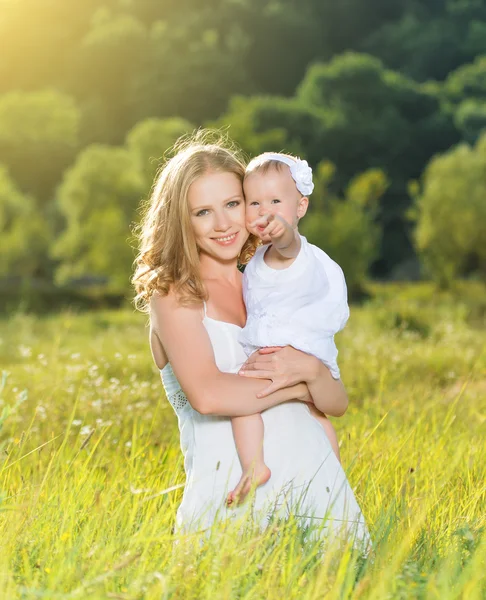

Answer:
[36,405,47,419]
[18,345,32,358]
[72,420,82,427]
[80,426,92,436]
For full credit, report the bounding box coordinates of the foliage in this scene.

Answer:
[218,53,458,274]
[0,0,486,284]
[52,145,145,290]
[0,166,50,278]
[413,132,486,287]
[446,54,486,103]
[0,90,80,201]
[301,163,386,294]
[454,98,486,143]
[126,117,194,187]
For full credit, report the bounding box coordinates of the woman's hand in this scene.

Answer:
[239,345,319,397]
[238,345,348,416]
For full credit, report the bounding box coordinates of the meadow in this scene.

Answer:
[0,283,484,599]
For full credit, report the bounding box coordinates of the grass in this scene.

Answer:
[0,283,485,599]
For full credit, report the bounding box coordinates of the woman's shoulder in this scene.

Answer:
[150,288,203,330]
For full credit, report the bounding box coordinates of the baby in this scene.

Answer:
[228,152,350,506]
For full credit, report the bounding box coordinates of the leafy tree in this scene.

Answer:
[131,19,250,125]
[300,162,386,294]
[446,55,486,103]
[454,99,486,143]
[214,96,323,160]
[413,133,486,286]
[0,90,80,201]
[0,165,49,278]
[297,53,457,183]
[52,145,144,290]
[126,117,194,187]
[72,11,149,143]
[218,53,458,274]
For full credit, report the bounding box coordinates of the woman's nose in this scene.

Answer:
[214,211,231,231]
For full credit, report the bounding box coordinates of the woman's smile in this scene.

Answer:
[212,232,239,246]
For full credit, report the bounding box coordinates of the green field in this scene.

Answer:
[0,284,485,599]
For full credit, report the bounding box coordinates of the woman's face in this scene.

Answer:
[188,171,249,262]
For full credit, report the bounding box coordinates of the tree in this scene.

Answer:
[0,90,80,202]
[52,145,145,290]
[126,117,194,188]
[413,133,486,286]
[300,162,386,295]
[217,53,458,274]
[214,95,331,163]
[131,19,250,125]
[454,99,486,144]
[72,11,149,144]
[446,55,486,104]
[297,53,457,183]
[0,165,49,278]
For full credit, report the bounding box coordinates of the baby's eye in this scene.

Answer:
[196,209,209,217]
[249,201,259,206]
[271,199,281,204]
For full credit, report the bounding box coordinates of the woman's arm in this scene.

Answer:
[150,292,311,417]
[239,346,348,417]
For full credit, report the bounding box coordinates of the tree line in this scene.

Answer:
[1,0,485,295]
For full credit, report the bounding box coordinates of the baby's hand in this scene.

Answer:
[249,213,291,242]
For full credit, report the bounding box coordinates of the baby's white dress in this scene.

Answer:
[239,235,349,379]
[160,306,370,546]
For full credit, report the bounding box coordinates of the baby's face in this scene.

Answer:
[243,167,306,242]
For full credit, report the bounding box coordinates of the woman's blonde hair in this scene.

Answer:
[131,130,260,313]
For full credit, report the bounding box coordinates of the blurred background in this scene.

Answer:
[1,0,486,312]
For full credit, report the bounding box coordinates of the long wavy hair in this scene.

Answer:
[131,130,260,313]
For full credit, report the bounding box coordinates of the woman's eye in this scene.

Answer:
[196,209,209,217]
[227,200,240,208]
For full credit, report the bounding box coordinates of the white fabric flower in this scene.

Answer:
[290,159,314,196]
[252,153,314,196]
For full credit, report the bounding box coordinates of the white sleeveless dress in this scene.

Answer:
[160,308,370,545]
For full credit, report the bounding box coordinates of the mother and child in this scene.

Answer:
[132,130,370,545]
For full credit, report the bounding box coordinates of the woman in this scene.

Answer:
[132,131,369,544]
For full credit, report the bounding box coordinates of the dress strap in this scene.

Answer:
[202,300,207,317]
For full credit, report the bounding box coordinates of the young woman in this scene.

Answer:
[132,131,369,544]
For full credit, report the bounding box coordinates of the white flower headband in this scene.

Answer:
[251,153,314,196]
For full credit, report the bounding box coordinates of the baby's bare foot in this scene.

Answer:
[227,464,271,507]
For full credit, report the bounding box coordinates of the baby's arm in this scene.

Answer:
[308,404,341,463]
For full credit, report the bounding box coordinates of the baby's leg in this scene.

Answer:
[228,414,271,506]
[308,405,341,463]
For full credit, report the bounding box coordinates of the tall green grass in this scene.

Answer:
[0,284,485,599]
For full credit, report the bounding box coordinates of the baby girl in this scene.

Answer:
[228,152,350,505]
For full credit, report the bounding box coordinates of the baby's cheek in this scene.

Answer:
[245,205,258,221]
